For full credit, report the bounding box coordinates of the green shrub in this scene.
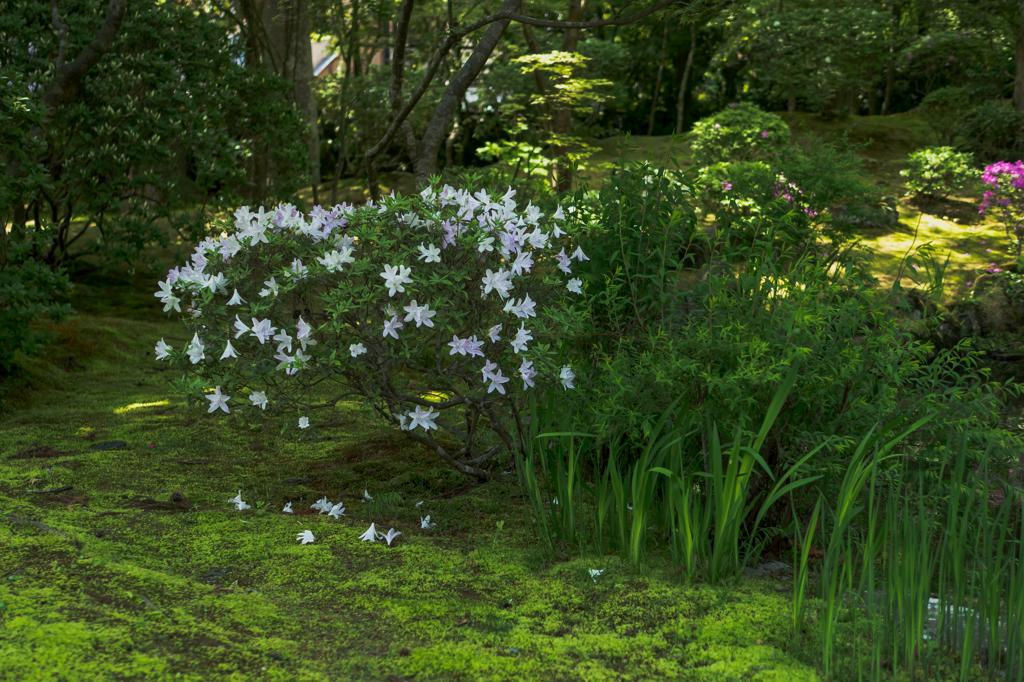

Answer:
[0,69,74,375]
[0,231,74,375]
[563,157,1002,485]
[958,100,1024,164]
[4,0,309,273]
[694,136,880,249]
[688,102,790,167]
[918,86,973,146]
[900,146,979,200]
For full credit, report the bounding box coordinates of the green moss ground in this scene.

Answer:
[0,272,992,681]
[0,302,827,681]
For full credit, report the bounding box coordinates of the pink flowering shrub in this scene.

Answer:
[978,160,1024,259]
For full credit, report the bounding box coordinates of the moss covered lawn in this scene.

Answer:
[0,275,830,681]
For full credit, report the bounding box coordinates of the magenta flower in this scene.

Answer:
[979,161,1024,258]
[761,130,769,139]
[722,181,732,191]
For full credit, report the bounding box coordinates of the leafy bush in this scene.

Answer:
[0,232,75,375]
[0,69,74,375]
[958,100,1024,164]
[563,159,1002,490]
[155,181,589,479]
[4,0,309,272]
[918,86,973,146]
[900,146,979,200]
[694,136,880,249]
[688,103,790,167]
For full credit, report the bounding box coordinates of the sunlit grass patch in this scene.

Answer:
[114,400,171,415]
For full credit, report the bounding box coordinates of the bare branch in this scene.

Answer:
[389,0,416,114]
[403,430,493,480]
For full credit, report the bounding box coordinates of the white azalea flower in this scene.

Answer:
[382,315,404,340]
[420,515,436,529]
[380,264,414,297]
[406,405,439,431]
[359,523,380,542]
[220,340,239,360]
[327,503,346,519]
[206,386,231,414]
[381,528,402,546]
[186,333,206,364]
[364,490,374,503]
[259,276,280,298]
[298,416,310,429]
[403,300,437,328]
[417,242,442,263]
[350,343,367,357]
[250,318,277,344]
[519,358,536,389]
[511,325,533,354]
[228,490,250,511]
[249,391,268,410]
[155,338,172,360]
[154,280,175,304]
[161,294,181,313]
[282,502,294,514]
[415,501,424,508]
[567,278,583,294]
[589,568,604,582]
[560,365,576,390]
[296,530,315,545]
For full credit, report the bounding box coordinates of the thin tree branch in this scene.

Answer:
[389,0,416,114]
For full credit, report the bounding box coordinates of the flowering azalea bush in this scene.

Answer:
[979,160,1024,259]
[153,183,589,479]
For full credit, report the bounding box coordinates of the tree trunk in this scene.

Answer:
[262,0,320,204]
[675,23,696,134]
[550,0,586,192]
[410,0,525,184]
[881,52,895,115]
[330,0,360,205]
[881,2,900,115]
[1016,0,1024,112]
[647,21,669,136]
[787,86,796,113]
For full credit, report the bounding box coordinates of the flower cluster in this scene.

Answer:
[152,183,588,476]
[231,489,414,546]
[979,161,1024,259]
[772,175,818,218]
